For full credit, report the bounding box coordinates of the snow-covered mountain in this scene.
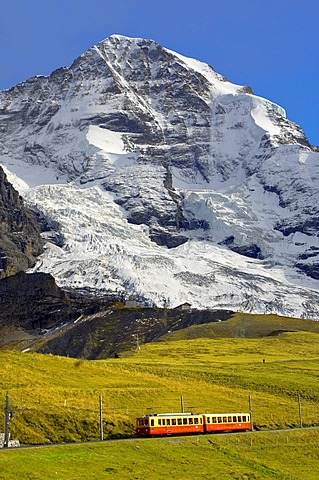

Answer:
[1,34,319,318]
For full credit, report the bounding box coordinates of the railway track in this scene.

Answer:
[3,425,319,451]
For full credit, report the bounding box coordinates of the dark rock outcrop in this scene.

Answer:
[295,262,319,280]
[0,167,43,278]
[219,236,263,259]
[0,271,115,331]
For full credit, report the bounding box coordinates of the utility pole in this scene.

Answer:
[298,394,303,428]
[249,394,254,431]
[99,395,104,441]
[133,334,140,352]
[181,395,185,413]
[4,393,9,448]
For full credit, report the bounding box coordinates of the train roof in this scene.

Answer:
[137,412,250,418]
[203,412,250,416]
[140,412,195,417]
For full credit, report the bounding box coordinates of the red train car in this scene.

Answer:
[136,413,204,436]
[136,412,251,436]
[203,413,251,433]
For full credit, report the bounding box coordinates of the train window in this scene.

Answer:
[167,419,170,426]
[223,416,227,423]
[207,417,211,424]
[178,418,182,425]
[151,419,154,426]
[172,419,176,425]
[212,417,217,424]
[163,419,166,425]
[183,418,188,425]
[243,416,246,422]
[238,416,242,422]
[194,418,198,424]
[189,418,193,425]
[200,417,203,424]
[158,419,162,426]
[233,416,237,422]
[218,417,222,423]
[228,416,232,422]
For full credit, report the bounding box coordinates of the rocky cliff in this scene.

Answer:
[0,166,43,277]
[0,271,115,332]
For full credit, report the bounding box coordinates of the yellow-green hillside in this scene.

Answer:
[1,326,319,445]
[160,311,319,340]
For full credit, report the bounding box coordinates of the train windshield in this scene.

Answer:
[137,418,149,426]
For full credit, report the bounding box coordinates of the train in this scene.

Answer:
[136,411,251,436]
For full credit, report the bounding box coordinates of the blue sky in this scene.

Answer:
[1,0,318,144]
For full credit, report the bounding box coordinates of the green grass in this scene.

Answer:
[1,329,319,444]
[1,429,319,479]
[161,312,319,340]
[1,323,319,477]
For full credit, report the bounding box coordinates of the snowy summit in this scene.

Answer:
[1,35,319,318]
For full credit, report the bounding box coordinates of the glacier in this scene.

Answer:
[1,34,319,318]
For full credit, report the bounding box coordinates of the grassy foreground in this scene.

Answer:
[1,429,319,479]
[1,314,319,477]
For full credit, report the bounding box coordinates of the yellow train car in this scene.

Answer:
[136,413,204,436]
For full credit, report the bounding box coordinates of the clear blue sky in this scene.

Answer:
[1,0,318,145]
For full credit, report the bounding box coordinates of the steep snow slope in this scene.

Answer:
[23,182,319,318]
[1,35,319,318]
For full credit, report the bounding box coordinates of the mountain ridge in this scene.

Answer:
[1,35,319,318]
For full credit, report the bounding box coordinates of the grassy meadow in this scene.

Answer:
[1,429,319,479]
[1,312,319,477]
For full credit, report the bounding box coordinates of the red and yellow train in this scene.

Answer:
[136,412,251,436]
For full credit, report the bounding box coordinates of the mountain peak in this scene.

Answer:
[93,34,160,55]
[0,36,319,318]
[106,33,155,43]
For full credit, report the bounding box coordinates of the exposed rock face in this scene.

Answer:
[0,271,114,331]
[0,167,43,278]
[1,35,319,318]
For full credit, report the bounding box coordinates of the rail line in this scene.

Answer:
[2,425,319,451]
